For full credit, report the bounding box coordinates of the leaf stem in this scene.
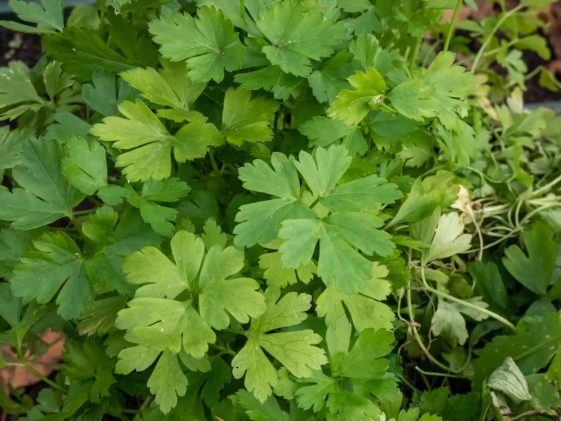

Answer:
[444,0,462,52]
[471,4,524,73]
[15,345,64,392]
[531,173,561,197]
[406,278,460,373]
[208,150,220,174]
[414,366,466,379]
[419,265,516,331]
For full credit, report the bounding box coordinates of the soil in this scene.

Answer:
[0,27,41,68]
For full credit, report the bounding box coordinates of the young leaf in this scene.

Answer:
[389,171,459,226]
[328,68,387,126]
[388,52,478,129]
[121,62,206,115]
[174,115,224,161]
[424,213,472,263]
[431,300,469,346]
[116,230,265,360]
[259,248,315,288]
[91,100,173,181]
[232,291,327,402]
[221,88,279,145]
[149,7,246,83]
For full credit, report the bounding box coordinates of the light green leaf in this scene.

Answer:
[295,145,352,197]
[389,171,459,226]
[238,153,301,199]
[147,350,189,414]
[90,100,173,181]
[232,291,327,402]
[198,246,266,330]
[117,230,264,364]
[121,62,206,112]
[424,213,472,263]
[259,249,315,288]
[115,344,160,374]
[329,68,387,126]
[221,88,278,145]
[174,115,224,161]
[389,52,477,130]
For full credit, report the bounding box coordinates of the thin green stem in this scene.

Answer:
[415,366,466,379]
[419,266,516,331]
[471,4,524,73]
[409,37,422,69]
[15,346,63,392]
[406,279,460,373]
[444,0,462,52]
[521,203,561,225]
[208,150,220,174]
[531,173,561,197]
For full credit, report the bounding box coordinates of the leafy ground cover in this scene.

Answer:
[1,0,561,420]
